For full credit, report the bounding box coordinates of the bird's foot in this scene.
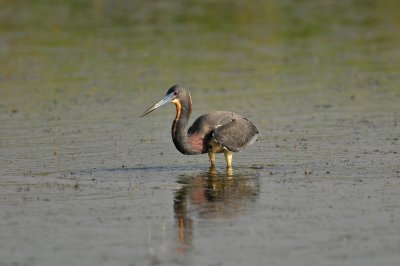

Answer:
[226,166,233,177]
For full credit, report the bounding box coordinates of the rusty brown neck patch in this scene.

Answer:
[172,99,181,120]
[171,99,181,134]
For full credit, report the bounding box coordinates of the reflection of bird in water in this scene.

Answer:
[173,167,260,253]
[140,85,259,168]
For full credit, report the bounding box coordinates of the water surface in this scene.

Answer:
[1,1,400,265]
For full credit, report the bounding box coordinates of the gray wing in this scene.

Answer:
[188,111,259,152]
[211,117,259,152]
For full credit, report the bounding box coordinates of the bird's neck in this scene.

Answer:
[171,94,200,155]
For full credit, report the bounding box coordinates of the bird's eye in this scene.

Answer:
[173,92,178,96]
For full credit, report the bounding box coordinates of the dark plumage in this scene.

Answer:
[140,84,259,168]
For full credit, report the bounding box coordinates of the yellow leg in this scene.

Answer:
[208,152,216,166]
[224,150,233,169]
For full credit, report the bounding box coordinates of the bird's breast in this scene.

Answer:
[188,133,206,153]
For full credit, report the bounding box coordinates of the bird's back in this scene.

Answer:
[188,111,259,152]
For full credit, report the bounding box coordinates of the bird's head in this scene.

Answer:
[140,84,190,118]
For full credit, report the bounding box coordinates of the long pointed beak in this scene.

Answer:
[140,93,175,118]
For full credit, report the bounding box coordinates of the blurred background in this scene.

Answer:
[2,0,399,109]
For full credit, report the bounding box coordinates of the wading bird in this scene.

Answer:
[140,85,259,168]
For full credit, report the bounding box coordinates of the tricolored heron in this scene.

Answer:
[140,84,259,168]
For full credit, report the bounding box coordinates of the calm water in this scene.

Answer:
[1,1,400,265]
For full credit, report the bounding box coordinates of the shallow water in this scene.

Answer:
[1,1,400,265]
